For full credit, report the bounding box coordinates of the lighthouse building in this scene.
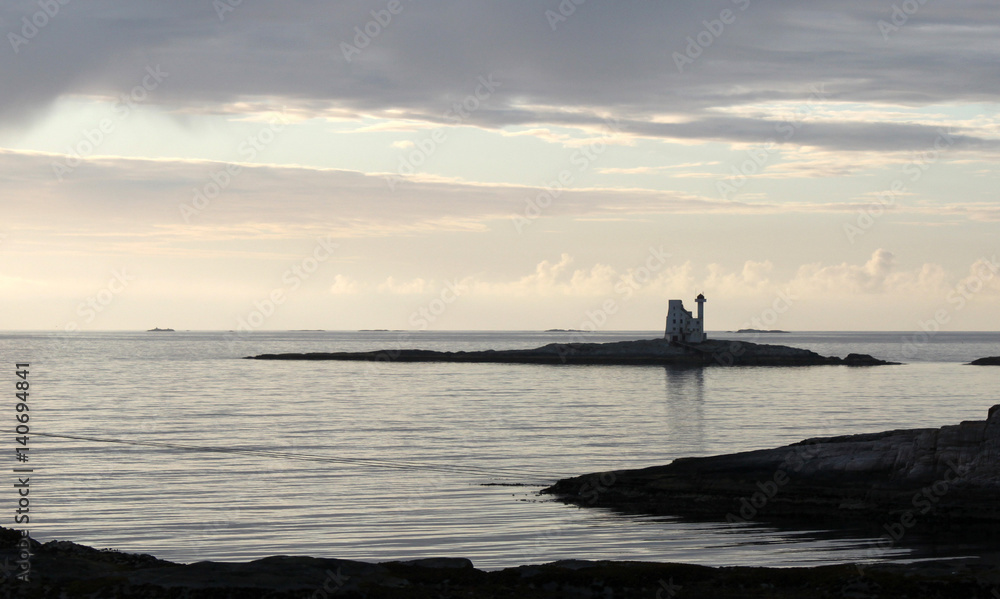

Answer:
[665,294,707,343]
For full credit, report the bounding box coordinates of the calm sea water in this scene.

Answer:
[4,330,1000,570]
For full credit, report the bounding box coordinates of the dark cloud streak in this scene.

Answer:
[2,1,998,152]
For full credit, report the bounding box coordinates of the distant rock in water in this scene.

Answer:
[246,338,898,367]
[147,327,174,332]
[735,328,789,334]
[544,404,1000,525]
[969,356,1000,365]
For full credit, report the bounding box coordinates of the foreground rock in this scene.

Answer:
[247,338,896,367]
[970,356,1000,365]
[5,528,1000,598]
[545,405,1000,527]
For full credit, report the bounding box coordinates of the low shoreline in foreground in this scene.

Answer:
[5,527,1000,598]
[545,405,1000,526]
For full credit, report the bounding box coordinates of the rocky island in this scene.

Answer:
[246,338,896,367]
[544,405,1000,527]
[969,356,1000,365]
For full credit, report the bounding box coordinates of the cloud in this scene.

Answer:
[377,277,432,295]
[598,162,721,175]
[329,274,360,295]
[3,148,891,253]
[442,249,968,304]
[792,249,899,294]
[2,2,1000,154]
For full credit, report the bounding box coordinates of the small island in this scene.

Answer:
[735,328,789,334]
[146,327,175,332]
[969,356,1000,365]
[246,338,894,367]
[248,295,895,367]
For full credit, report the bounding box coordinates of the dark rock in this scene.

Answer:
[4,531,1000,598]
[842,353,891,366]
[969,356,1000,365]
[544,405,1000,526]
[395,557,475,569]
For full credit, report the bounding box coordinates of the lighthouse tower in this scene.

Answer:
[664,294,707,343]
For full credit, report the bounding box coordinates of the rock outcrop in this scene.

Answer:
[247,338,897,367]
[970,356,1000,365]
[545,405,1000,525]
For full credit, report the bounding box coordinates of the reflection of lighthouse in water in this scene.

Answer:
[664,294,707,343]
[663,368,705,455]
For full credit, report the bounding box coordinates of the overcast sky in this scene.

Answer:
[1,0,998,331]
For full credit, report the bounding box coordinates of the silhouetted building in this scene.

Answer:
[665,294,706,343]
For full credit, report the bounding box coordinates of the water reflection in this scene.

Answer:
[663,367,705,455]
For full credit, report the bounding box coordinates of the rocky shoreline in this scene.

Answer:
[6,527,1000,598]
[544,405,1000,527]
[246,338,897,367]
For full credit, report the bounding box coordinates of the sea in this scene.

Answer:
[4,330,1000,570]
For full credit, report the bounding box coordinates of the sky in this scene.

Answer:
[1,0,998,332]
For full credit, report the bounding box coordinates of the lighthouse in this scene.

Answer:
[664,294,707,344]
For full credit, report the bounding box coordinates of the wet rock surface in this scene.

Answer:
[545,405,1000,526]
[247,338,898,367]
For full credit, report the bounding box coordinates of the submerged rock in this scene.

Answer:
[247,338,898,367]
[544,405,1000,525]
